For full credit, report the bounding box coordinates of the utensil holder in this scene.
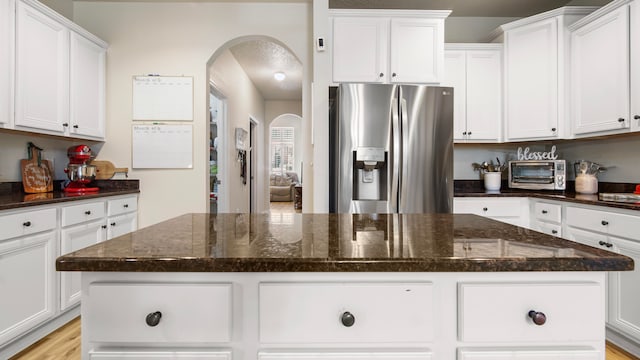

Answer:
[484,172,502,191]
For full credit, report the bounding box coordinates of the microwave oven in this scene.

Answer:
[508,160,566,190]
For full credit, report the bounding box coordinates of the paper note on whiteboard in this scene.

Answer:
[132,76,193,121]
[132,124,193,168]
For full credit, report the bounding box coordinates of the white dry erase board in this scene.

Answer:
[132,124,193,168]
[132,76,193,121]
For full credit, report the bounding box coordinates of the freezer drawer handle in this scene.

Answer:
[145,311,162,327]
[341,311,355,327]
[528,310,546,325]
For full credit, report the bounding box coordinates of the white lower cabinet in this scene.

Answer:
[81,272,606,360]
[0,230,56,346]
[453,197,529,227]
[458,347,600,359]
[60,219,106,310]
[607,236,640,342]
[258,350,433,360]
[89,350,232,359]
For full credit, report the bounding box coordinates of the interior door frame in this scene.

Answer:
[209,83,228,213]
[249,116,259,213]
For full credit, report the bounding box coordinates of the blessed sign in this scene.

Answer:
[517,145,559,161]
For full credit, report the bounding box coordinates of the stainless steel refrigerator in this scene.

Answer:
[329,83,453,214]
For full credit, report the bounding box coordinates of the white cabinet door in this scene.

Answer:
[458,348,600,360]
[0,231,55,345]
[332,17,388,83]
[608,236,640,341]
[443,50,467,141]
[504,18,559,140]
[15,0,69,134]
[0,0,13,128]
[258,351,432,360]
[571,5,629,136]
[70,32,106,140]
[390,18,442,83]
[631,1,640,132]
[107,212,137,240]
[465,49,502,142]
[60,219,106,311]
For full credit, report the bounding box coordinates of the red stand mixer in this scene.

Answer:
[64,145,99,193]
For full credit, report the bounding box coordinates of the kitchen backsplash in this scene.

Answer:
[0,132,103,182]
[454,134,640,183]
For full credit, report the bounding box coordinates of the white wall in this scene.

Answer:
[210,49,265,213]
[73,1,311,227]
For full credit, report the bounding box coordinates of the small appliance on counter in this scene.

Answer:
[64,145,99,193]
[574,160,605,195]
[508,160,566,190]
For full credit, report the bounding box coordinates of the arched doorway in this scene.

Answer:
[206,36,302,214]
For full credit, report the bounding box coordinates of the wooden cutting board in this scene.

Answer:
[21,146,53,193]
[91,160,129,180]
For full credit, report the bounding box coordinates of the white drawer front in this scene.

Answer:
[107,196,138,217]
[533,202,561,223]
[458,282,603,342]
[259,282,433,344]
[87,283,232,343]
[90,350,232,359]
[458,347,600,360]
[61,201,105,227]
[532,221,561,238]
[0,207,56,241]
[454,198,524,217]
[258,350,433,360]
[566,206,640,239]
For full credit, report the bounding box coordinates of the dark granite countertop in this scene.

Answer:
[56,213,633,273]
[0,180,140,211]
[455,180,640,211]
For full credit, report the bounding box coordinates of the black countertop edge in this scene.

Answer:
[0,180,140,211]
[455,180,640,211]
[56,257,633,273]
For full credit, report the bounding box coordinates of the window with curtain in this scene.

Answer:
[271,127,294,174]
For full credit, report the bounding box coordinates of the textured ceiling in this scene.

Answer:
[229,40,303,101]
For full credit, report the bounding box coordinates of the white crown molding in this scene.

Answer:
[489,6,601,40]
[329,8,451,19]
[445,43,503,51]
[568,0,634,31]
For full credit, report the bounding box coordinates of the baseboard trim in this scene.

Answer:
[607,326,640,358]
[0,306,80,359]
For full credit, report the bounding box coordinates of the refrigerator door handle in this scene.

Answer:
[398,95,409,212]
[391,94,400,213]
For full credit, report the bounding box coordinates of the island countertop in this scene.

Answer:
[56,213,633,272]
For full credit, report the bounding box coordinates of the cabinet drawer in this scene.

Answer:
[0,207,56,241]
[89,350,232,359]
[533,201,561,223]
[458,282,603,342]
[458,348,599,359]
[454,198,525,217]
[566,206,640,239]
[258,350,433,360]
[259,282,433,344]
[532,221,562,237]
[61,201,105,227]
[86,283,232,343]
[107,196,137,217]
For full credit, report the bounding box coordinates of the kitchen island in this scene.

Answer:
[57,213,633,360]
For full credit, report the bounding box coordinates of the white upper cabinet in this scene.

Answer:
[0,0,13,128]
[570,4,630,136]
[444,44,502,142]
[630,0,640,132]
[13,0,107,140]
[493,7,597,142]
[70,32,106,139]
[332,16,388,83]
[331,10,450,84]
[15,0,69,134]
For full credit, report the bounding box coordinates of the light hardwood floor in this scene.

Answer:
[270,200,300,213]
[11,318,640,359]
